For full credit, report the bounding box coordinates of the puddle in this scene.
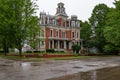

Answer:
[86,64,99,67]
[51,69,67,73]
[48,66,120,80]
[0,64,9,66]
[30,63,41,66]
[72,66,83,69]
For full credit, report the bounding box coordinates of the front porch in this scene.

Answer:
[48,40,72,52]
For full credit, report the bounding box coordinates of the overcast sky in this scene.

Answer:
[36,0,115,21]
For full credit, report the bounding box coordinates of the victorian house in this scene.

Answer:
[38,2,80,52]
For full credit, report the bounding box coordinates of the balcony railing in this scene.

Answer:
[48,37,71,40]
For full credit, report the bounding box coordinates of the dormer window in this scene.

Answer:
[71,21,75,27]
[53,20,56,25]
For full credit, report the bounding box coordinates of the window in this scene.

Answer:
[77,22,80,27]
[41,30,44,37]
[63,22,65,27]
[39,30,44,37]
[53,20,56,25]
[62,31,66,38]
[71,21,75,27]
[50,30,53,37]
[56,30,59,37]
[40,16,44,24]
[41,41,44,45]
[45,17,48,24]
[72,32,74,38]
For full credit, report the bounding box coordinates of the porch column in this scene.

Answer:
[65,21,67,27]
[69,42,72,49]
[52,40,54,49]
[58,41,60,49]
[64,41,66,49]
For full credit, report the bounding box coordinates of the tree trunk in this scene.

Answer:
[19,48,22,57]
[3,41,9,56]
[3,47,7,56]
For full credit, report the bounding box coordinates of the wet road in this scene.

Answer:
[0,56,120,80]
[48,66,120,80]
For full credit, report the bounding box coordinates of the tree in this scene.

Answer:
[72,44,81,54]
[103,43,118,54]
[80,21,91,47]
[0,0,15,55]
[12,0,39,56]
[104,0,120,53]
[0,0,39,56]
[89,4,109,52]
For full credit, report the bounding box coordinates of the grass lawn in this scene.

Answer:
[1,52,119,61]
[0,55,24,60]
[0,53,95,61]
[48,56,93,60]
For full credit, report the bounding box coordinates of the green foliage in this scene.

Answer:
[72,44,81,53]
[80,21,91,47]
[46,49,55,53]
[104,8,120,46]
[0,0,39,56]
[12,0,39,56]
[104,1,120,53]
[0,0,15,55]
[89,4,109,52]
[104,44,118,54]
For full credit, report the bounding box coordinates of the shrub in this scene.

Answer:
[26,51,33,53]
[0,51,4,53]
[72,44,81,54]
[34,51,40,53]
[46,49,55,53]
[103,44,118,55]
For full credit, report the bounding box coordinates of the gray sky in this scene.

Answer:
[36,0,115,21]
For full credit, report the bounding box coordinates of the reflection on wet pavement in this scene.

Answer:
[0,57,120,80]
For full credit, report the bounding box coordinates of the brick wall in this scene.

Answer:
[46,28,50,49]
[66,30,71,39]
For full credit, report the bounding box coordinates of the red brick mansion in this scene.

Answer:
[38,2,80,52]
